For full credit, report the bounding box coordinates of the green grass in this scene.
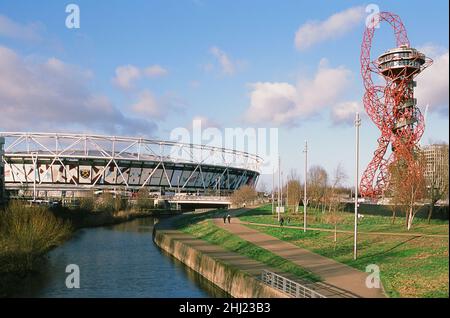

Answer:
[241,205,449,298]
[174,211,321,283]
[240,205,449,235]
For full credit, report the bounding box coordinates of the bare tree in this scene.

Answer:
[286,179,302,213]
[388,153,427,230]
[324,163,347,242]
[308,165,328,210]
[231,185,257,207]
[283,169,301,213]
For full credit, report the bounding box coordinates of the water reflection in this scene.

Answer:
[13,217,229,298]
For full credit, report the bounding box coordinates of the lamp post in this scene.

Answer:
[278,156,281,222]
[303,141,308,233]
[272,167,275,214]
[354,112,361,260]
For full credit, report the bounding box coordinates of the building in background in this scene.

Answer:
[422,144,449,203]
[0,137,4,203]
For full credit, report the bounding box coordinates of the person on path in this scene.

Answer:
[223,214,227,224]
[227,214,231,224]
[279,216,284,227]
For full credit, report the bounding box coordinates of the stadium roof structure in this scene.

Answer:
[0,132,262,193]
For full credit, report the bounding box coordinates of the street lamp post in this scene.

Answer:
[281,171,283,208]
[354,112,361,260]
[303,141,308,233]
[278,156,281,222]
[272,167,275,215]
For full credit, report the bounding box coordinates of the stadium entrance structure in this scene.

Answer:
[0,132,261,203]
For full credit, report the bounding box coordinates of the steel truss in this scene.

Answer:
[0,132,261,193]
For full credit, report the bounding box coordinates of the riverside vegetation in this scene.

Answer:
[0,189,161,297]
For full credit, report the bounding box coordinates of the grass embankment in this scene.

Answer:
[174,211,321,283]
[239,205,449,298]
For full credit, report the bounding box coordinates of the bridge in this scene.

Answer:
[159,194,232,209]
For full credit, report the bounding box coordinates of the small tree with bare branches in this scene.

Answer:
[388,153,427,230]
[231,185,257,207]
[308,165,328,210]
[324,163,347,242]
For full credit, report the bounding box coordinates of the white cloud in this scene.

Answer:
[245,82,298,125]
[209,46,236,75]
[294,6,364,51]
[331,101,363,126]
[244,59,353,126]
[0,14,42,42]
[0,45,156,135]
[415,46,449,116]
[144,64,168,78]
[112,64,168,90]
[112,65,141,90]
[131,90,185,120]
[131,90,164,118]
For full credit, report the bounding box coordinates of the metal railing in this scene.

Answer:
[261,270,326,298]
[161,195,231,202]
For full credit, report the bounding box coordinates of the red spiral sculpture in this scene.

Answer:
[360,12,432,197]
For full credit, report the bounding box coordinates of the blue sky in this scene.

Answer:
[0,0,448,187]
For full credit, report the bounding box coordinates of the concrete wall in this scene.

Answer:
[153,229,287,298]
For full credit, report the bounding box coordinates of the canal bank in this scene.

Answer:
[6,217,229,297]
[1,205,186,297]
[153,215,288,298]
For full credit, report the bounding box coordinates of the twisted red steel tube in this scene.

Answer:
[360,12,432,197]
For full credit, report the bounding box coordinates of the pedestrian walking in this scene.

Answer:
[223,214,227,224]
[227,214,231,224]
[279,216,284,227]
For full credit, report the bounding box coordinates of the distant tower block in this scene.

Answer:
[359,12,433,197]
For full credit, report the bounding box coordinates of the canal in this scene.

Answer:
[13,217,229,298]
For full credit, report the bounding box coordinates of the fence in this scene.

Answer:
[261,270,326,298]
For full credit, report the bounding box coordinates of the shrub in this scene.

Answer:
[94,192,116,213]
[0,201,72,273]
[79,191,95,211]
[136,188,154,211]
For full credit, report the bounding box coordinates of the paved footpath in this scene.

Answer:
[214,212,386,298]
[157,214,356,298]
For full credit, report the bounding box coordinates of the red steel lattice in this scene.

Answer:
[360,12,432,197]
